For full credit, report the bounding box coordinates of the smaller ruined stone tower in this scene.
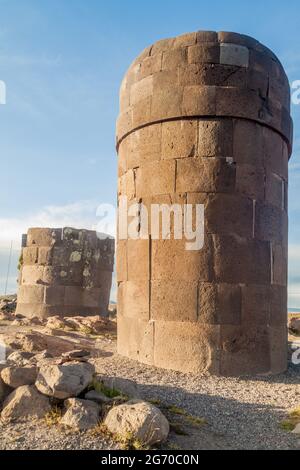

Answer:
[16,227,114,318]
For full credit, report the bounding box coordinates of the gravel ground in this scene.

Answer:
[94,338,300,450]
[0,334,299,450]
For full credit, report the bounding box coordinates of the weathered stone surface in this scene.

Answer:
[7,351,34,366]
[1,366,38,388]
[84,390,111,404]
[288,317,300,335]
[61,398,100,430]
[117,30,291,377]
[16,227,114,319]
[104,400,169,445]
[97,375,140,399]
[154,321,220,374]
[35,361,94,399]
[1,385,51,422]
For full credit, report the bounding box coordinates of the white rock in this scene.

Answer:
[1,366,38,388]
[61,398,100,430]
[104,400,169,446]
[7,351,34,366]
[1,385,51,422]
[292,423,300,434]
[35,361,94,399]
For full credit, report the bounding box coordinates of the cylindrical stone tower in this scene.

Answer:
[16,227,114,318]
[116,31,293,376]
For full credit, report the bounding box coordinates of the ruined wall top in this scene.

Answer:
[117,30,292,155]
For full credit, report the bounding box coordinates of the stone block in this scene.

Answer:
[236,164,265,200]
[44,286,65,305]
[269,326,287,374]
[162,47,187,71]
[179,63,247,88]
[241,285,270,325]
[126,124,162,169]
[216,87,262,121]
[176,157,236,193]
[151,237,213,282]
[154,321,220,374]
[220,325,270,376]
[27,228,62,247]
[248,69,268,98]
[161,120,197,159]
[22,247,38,265]
[117,316,154,365]
[136,160,175,197]
[198,282,241,325]
[233,119,264,166]
[118,280,149,321]
[64,286,83,306]
[254,202,285,242]
[132,96,151,129]
[270,285,287,326]
[21,265,44,285]
[116,240,127,282]
[38,247,53,266]
[198,119,233,158]
[196,31,218,43]
[118,170,136,200]
[150,38,175,56]
[263,127,287,180]
[82,288,102,308]
[173,32,197,48]
[220,43,249,67]
[151,280,197,322]
[139,53,162,80]
[182,85,216,115]
[218,32,258,49]
[17,285,45,304]
[205,193,253,238]
[127,239,149,281]
[116,109,133,142]
[188,44,220,64]
[213,235,271,284]
[151,87,183,121]
[272,243,287,286]
[130,75,153,106]
[265,173,284,209]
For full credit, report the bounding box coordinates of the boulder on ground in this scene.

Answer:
[61,398,100,431]
[1,366,38,388]
[0,376,11,404]
[104,400,169,446]
[7,351,34,366]
[46,316,67,330]
[96,375,141,399]
[35,361,94,399]
[289,317,300,335]
[292,423,300,434]
[84,390,111,404]
[1,385,51,422]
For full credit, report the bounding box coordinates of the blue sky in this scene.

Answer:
[0,0,299,306]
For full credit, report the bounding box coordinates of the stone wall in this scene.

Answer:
[116,31,293,376]
[16,227,114,318]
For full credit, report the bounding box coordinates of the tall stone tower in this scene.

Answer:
[16,227,114,318]
[116,31,292,375]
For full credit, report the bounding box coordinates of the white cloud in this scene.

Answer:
[0,199,117,249]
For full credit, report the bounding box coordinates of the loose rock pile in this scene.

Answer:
[288,316,300,336]
[0,343,169,447]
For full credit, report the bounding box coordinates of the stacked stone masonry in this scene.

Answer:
[116,31,293,376]
[16,227,114,318]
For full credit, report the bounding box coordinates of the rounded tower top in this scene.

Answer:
[117,30,292,155]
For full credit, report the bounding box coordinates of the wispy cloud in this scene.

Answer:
[0,199,116,249]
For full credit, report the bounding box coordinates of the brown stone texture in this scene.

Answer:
[116,31,292,376]
[16,228,114,318]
